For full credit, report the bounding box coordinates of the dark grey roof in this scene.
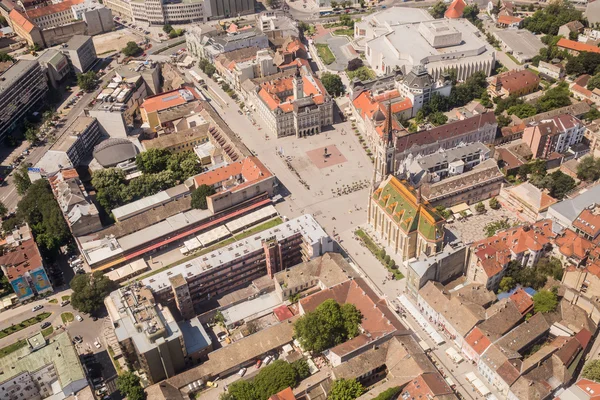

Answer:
[93,138,138,167]
[403,67,433,90]
[373,109,386,122]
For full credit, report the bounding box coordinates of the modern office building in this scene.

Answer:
[142,214,333,313]
[0,60,48,141]
[37,49,71,88]
[47,116,102,167]
[0,332,88,399]
[187,26,269,62]
[0,224,53,301]
[105,0,206,24]
[105,282,213,384]
[61,35,97,74]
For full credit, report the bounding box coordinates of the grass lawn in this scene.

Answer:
[108,346,123,375]
[333,28,354,37]
[48,299,57,304]
[133,218,284,284]
[0,312,52,339]
[233,217,283,241]
[355,229,404,280]
[0,340,27,357]
[316,43,336,65]
[61,295,70,301]
[61,312,74,324]
[42,326,54,337]
[506,53,522,65]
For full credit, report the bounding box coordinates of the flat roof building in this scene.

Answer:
[46,116,101,168]
[0,332,88,399]
[61,35,97,74]
[143,214,332,314]
[493,30,545,64]
[105,282,213,384]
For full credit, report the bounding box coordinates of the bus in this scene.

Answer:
[189,70,206,87]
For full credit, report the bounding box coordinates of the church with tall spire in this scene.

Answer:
[373,101,398,185]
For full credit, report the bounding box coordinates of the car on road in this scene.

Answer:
[94,341,101,349]
[237,110,243,115]
[76,315,83,322]
[207,381,218,388]
[41,322,51,329]
[32,305,43,312]
[61,300,70,307]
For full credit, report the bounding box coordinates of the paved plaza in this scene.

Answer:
[306,145,347,169]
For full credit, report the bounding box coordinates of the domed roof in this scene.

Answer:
[93,138,139,167]
[373,109,386,122]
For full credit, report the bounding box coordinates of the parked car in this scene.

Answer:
[41,322,51,329]
[263,355,273,365]
[255,359,262,368]
[32,305,43,312]
[60,300,70,307]
[76,315,83,322]
[94,341,101,349]
[206,381,218,388]
[73,335,83,344]
[238,368,247,377]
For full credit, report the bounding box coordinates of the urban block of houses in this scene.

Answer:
[489,69,540,98]
[557,38,600,55]
[499,182,558,222]
[522,114,585,159]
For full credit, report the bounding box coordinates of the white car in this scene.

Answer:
[76,315,83,322]
[31,305,43,312]
[238,367,247,377]
[94,341,101,349]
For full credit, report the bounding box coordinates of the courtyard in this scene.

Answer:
[314,34,356,71]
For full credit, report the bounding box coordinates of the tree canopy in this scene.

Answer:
[15,180,70,252]
[116,371,146,400]
[70,271,117,315]
[294,299,362,353]
[13,164,31,195]
[321,72,344,96]
[122,41,143,57]
[328,379,364,400]
[191,184,216,210]
[373,387,402,400]
[224,360,307,400]
[529,170,575,200]
[577,157,600,181]
[503,258,563,290]
[136,148,171,174]
[496,82,570,118]
[522,0,582,35]
[346,66,375,81]
[430,1,447,18]
[77,71,97,92]
[532,289,558,313]
[566,51,600,76]
[583,360,600,382]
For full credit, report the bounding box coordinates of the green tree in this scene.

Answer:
[70,271,117,314]
[16,180,69,251]
[0,16,7,27]
[497,114,512,128]
[121,41,143,57]
[331,0,339,7]
[13,164,31,195]
[584,108,600,121]
[191,184,216,210]
[163,24,173,33]
[532,289,558,313]
[92,168,127,213]
[577,156,600,181]
[430,1,448,18]
[25,127,38,143]
[292,359,310,380]
[321,72,344,96]
[484,220,511,237]
[0,201,8,218]
[136,148,171,174]
[346,66,375,81]
[205,63,216,78]
[428,112,448,126]
[499,276,516,293]
[116,371,145,400]
[523,0,583,35]
[536,257,564,281]
[328,378,364,400]
[227,380,257,400]
[373,387,401,400]
[0,52,13,62]
[294,299,362,353]
[582,360,600,382]
[77,71,97,92]
[489,197,500,210]
[253,360,298,399]
[475,202,486,213]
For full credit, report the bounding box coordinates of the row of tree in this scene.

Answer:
[494,82,571,119]
[522,0,583,36]
[499,258,564,293]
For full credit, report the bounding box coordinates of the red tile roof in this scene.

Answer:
[193,156,272,189]
[509,288,534,315]
[555,229,593,260]
[273,305,294,321]
[0,238,44,281]
[26,0,84,19]
[574,209,600,239]
[142,88,201,114]
[557,38,600,54]
[569,379,600,400]
[497,15,523,25]
[258,74,326,112]
[403,373,453,398]
[493,69,540,95]
[9,9,36,33]
[573,84,593,99]
[269,387,295,400]
[445,0,466,18]
[465,327,492,355]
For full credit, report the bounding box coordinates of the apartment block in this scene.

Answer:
[61,35,97,74]
[142,214,332,313]
[522,114,585,159]
[47,116,101,167]
[0,60,48,141]
[105,283,213,384]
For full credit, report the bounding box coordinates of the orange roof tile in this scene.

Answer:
[508,288,534,315]
[573,84,593,98]
[573,209,600,239]
[403,374,453,398]
[445,0,466,18]
[0,238,44,281]
[557,38,600,54]
[555,229,593,260]
[269,388,295,400]
[9,9,36,33]
[142,88,200,114]
[465,327,492,355]
[497,15,523,25]
[192,156,272,189]
[25,0,84,19]
[258,73,327,113]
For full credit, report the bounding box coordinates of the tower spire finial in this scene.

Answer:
[386,100,393,146]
